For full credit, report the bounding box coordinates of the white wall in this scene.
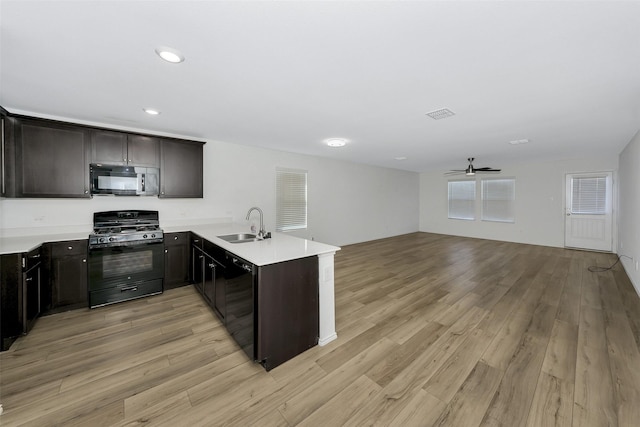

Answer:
[419,156,619,248]
[618,129,640,295]
[0,137,419,247]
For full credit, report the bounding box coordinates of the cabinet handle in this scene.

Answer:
[84,190,89,194]
[165,249,168,253]
[199,255,204,259]
[32,254,41,259]
[26,277,33,282]
[82,259,86,263]
[121,286,138,292]
[193,239,200,243]
[174,236,178,240]
[68,246,73,250]
[208,263,215,268]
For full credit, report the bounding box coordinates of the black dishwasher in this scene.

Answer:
[224,253,255,360]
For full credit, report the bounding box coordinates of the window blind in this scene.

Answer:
[276,168,307,232]
[571,176,606,215]
[481,178,515,223]
[448,180,476,220]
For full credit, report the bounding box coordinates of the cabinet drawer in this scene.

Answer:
[89,279,163,308]
[164,232,189,247]
[51,240,87,257]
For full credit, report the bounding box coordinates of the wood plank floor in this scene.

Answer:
[2,232,640,426]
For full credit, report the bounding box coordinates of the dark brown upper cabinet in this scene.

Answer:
[1,108,15,197]
[1,110,204,199]
[12,118,91,198]
[91,130,160,168]
[159,138,204,198]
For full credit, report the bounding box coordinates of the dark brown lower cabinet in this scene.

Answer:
[0,254,23,351]
[47,240,88,312]
[164,232,190,289]
[256,256,319,371]
[191,238,226,322]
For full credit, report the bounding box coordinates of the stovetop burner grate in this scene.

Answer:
[89,210,163,248]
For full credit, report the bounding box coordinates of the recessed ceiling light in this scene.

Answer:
[143,108,160,115]
[326,138,347,147]
[508,138,529,145]
[155,46,185,63]
[394,156,407,161]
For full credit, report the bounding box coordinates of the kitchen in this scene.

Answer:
[2,1,640,425]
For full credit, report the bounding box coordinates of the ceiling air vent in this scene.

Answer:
[426,108,455,120]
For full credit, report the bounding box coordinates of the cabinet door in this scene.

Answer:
[192,246,204,294]
[127,135,160,167]
[15,118,90,197]
[203,254,216,307]
[1,254,23,351]
[257,256,319,370]
[23,264,41,333]
[164,232,190,289]
[160,139,203,198]
[91,130,127,165]
[1,112,16,197]
[50,241,88,309]
[214,261,226,321]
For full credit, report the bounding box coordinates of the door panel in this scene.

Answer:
[565,172,613,251]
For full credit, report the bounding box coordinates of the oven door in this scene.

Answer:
[88,242,164,290]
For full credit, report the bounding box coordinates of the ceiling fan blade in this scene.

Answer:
[476,169,501,173]
[474,167,496,171]
[444,171,465,175]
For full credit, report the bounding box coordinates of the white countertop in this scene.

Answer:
[0,223,340,265]
[165,223,340,266]
[0,231,91,255]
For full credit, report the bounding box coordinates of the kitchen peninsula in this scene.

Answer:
[0,223,340,370]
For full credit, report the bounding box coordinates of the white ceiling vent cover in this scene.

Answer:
[426,108,456,120]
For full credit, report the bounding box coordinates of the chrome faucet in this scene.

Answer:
[246,206,269,239]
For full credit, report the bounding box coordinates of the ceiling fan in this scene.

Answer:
[445,158,501,176]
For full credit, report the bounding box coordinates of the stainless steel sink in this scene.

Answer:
[217,233,258,243]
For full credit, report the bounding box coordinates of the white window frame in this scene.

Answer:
[448,179,476,220]
[276,168,308,232]
[481,177,516,223]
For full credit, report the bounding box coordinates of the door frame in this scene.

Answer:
[564,170,616,252]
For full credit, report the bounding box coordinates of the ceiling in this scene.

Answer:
[1,1,639,173]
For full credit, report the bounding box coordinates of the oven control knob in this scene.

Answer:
[143,234,148,239]
[151,234,156,238]
[99,237,106,243]
[109,237,115,242]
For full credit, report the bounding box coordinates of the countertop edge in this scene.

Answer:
[1,224,341,266]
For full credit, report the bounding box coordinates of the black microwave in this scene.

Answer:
[90,164,159,196]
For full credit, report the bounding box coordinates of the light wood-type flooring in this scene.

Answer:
[2,232,640,426]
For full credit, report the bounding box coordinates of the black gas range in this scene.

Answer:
[88,210,164,308]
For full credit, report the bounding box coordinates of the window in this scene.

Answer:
[276,168,307,232]
[448,180,476,220]
[481,178,515,223]
[571,176,606,214]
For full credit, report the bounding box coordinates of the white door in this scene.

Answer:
[565,172,613,251]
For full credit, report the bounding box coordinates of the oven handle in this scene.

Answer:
[121,286,138,292]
